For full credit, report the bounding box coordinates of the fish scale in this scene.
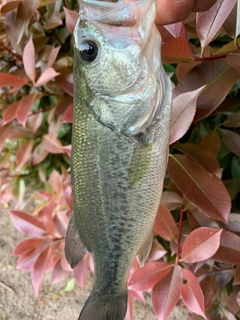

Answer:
[64,0,172,319]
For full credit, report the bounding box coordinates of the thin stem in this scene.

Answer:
[176,205,184,265]
[193,54,227,62]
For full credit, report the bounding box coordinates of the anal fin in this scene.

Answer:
[137,230,153,268]
[65,212,87,268]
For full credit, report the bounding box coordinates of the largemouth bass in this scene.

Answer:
[65,0,172,319]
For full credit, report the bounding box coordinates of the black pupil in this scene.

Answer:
[79,40,98,62]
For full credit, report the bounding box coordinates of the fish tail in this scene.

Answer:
[78,290,128,320]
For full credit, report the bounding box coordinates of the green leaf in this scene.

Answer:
[64,278,76,292]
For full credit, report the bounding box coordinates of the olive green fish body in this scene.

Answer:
[65,0,172,319]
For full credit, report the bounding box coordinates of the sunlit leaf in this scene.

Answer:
[168,155,231,223]
[181,227,222,263]
[35,68,60,87]
[197,0,237,48]
[128,262,171,292]
[64,7,79,33]
[9,210,46,237]
[170,87,204,144]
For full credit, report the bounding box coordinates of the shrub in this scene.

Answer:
[0,0,240,319]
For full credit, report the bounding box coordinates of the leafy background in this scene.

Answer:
[0,0,240,319]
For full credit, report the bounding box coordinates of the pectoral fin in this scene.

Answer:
[65,212,87,268]
[128,132,154,187]
[137,230,153,267]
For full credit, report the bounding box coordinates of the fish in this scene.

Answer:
[64,0,172,319]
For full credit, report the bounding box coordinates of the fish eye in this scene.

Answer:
[79,40,99,63]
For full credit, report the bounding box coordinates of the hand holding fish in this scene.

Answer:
[156,0,218,25]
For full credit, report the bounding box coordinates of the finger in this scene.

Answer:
[156,0,195,25]
[193,0,217,12]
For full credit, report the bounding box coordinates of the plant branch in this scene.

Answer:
[176,205,184,265]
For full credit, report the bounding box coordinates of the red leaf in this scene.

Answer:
[181,227,222,263]
[147,241,167,262]
[73,254,91,289]
[233,265,240,285]
[180,269,207,319]
[48,46,61,68]
[0,73,26,92]
[40,197,55,235]
[52,259,69,284]
[62,104,73,123]
[12,239,45,256]
[128,262,171,292]
[32,142,48,165]
[213,229,240,264]
[164,22,188,39]
[200,130,221,156]
[35,68,60,87]
[64,7,78,33]
[23,36,36,83]
[0,1,21,14]
[200,275,217,310]
[174,59,240,121]
[32,245,53,297]
[168,154,231,223]
[42,134,64,154]
[152,265,182,320]
[154,203,179,242]
[16,140,34,168]
[49,170,63,193]
[3,100,20,124]
[16,250,40,271]
[27,112,43,132]
[62,144,71,157]
[9,210,46,237]
[44,11,63,29]
[222,110,240,127]
[11,0,39,46]
[220,129,240,156]
[197,0,237,48]
[161,191,183,211]
[62,74,73,96]
[228,53,240,72]
[16,92,38,127]
[170,87,204,144]
[162,37,193,64]
[0,124,11,152]
[177,143,220,174]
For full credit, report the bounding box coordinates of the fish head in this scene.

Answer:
[74,0,168,135]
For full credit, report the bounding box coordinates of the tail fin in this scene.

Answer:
[78,290,128,320]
